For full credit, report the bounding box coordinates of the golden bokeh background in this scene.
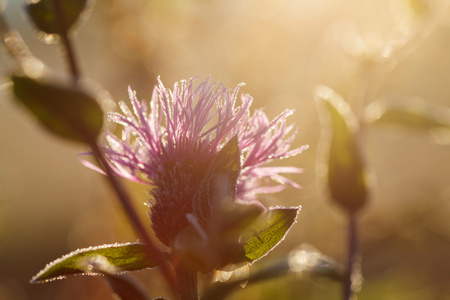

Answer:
[1,0,450,299]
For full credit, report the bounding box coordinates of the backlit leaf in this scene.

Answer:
[31,242,166,283]
[26,0,89,35]
[204,245,343,300]
[365,99,450,130]
[288,244,344,281]
[12,75,103,144]
[315,85,369,212]
[241,206,300,262]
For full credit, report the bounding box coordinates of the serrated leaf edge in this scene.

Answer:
[30,241,155,284]
[246,205,301,263]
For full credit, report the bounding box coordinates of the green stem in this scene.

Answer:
[343,212,358,300]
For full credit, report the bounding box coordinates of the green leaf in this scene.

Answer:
[26,0,88,35]
[31,242,166,283]
[315,85,369,212]
[287,244,344,281]
[12,75,103,144]
[241,207,300,262]
[365,99,450,130]
[204,245,343,300]
[60,254,151,300]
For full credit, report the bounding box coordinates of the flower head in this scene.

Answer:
[101,77,307,247]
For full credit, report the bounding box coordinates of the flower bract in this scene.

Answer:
[99,77,307,248]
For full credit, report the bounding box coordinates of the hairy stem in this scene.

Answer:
[343,212,358,300]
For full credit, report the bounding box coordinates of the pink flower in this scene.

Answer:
[99,77,307,246]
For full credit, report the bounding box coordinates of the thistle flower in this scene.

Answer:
[100,77,307,248]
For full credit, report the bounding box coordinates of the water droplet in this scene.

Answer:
[85,264,94,274]
[34,30,59,45]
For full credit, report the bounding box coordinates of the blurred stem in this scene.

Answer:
[176,266,198,300]
[92,145,178,294]
[53,0,80,84]
[343,212,358,300]
[52,3,179,294]
[60,31,80,84]
[0,15,34,69]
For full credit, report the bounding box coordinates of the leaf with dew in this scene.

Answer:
[241,206,300,262]
[176,137,298,271]
[31,242,167,283]
[12,74,103,144]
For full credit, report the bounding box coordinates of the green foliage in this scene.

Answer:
[26,0,88,35]
[242,207,300,261]
[366,100,450,131]
[176,137,300,272]
[315,86,369,213]
[203,245,343,300]
[174,206,299,274]
[31,242,165,283]
[12,75,103,144]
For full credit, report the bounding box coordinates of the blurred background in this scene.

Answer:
[1,0,450,299]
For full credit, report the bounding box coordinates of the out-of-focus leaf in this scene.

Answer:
[315,85,369,212]
[365,99,450,130]
[31,242,167,283]
[203,244,343,300]
[241,207,300,262]
[212,265,250,285]
[12,75,103,144]
[288,244,344,281]
[26,0,88,35]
